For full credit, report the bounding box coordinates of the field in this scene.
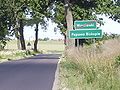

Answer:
[5,40,65,53]
[0,40,64,63]
[59,39,120,90]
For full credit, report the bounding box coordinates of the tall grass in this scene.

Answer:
[59,39,120,90]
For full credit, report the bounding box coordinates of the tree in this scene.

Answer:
[18,19,26,50]
[26,0,50,52]
[34,23,39,52]
[48,0,120,47]
[108,0,120,22]
[0,0,28,50]
[12,0,27,50]
[0,0,12,49]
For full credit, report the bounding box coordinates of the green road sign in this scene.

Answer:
[69,29,102,39]
[74,20,96,29]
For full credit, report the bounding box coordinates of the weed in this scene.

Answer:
[115,56,120,67]
[59,39,120,90]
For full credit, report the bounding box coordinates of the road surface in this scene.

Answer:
[0,54,61,90]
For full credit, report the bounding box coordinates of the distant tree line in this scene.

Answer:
[39,37,50,41]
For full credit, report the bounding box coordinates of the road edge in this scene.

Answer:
[52,55,62,90]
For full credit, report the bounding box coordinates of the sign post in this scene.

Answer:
[69,20,102,47]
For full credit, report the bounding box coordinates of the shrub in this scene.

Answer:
[0,40,6,50]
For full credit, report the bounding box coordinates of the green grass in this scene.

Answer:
[59,58,81,90]
[59,57,120,90]
[59,39,120,90]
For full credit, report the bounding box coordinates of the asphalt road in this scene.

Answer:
[0,54,61,90]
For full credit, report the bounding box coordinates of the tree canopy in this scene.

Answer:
[48,0,120,30]
[0,0,120,49]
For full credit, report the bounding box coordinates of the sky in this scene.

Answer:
[99,15,120,34]
[24,20,64,40]
[23,15,120,40]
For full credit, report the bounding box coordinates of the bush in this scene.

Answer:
[0,40,7,50]
[115,56,120,67]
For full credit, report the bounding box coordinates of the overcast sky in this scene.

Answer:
[24,15,120,40]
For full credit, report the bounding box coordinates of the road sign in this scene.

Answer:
[69,29,102,39]
[74,20,96,29]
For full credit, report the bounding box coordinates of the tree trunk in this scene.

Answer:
[34,23,39,52]
[62,32,67,45]
[64,0,74,47]
[16,34,21,50]
[14,11,21,50]
[18,19,26,50]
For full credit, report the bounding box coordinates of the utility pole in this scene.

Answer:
[64,0,74,47]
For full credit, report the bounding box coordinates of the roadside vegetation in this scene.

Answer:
[59,38,120,90]
[0,40,64,63]
[0,50,40,63]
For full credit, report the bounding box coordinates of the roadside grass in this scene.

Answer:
[0,50,40,63]
[0,40,64,63]
[59,39,120,90]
